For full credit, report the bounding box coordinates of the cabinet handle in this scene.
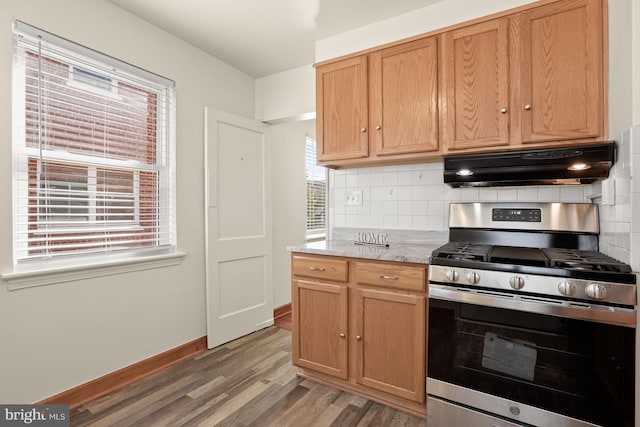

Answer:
[339,333,346,338]
[379,274,398,280]
[355,335,362,341]
[360,127,367,133]
[375,125,382,130]
[500,108,508,114]
[524,104,532,110]
[309,267,325,271]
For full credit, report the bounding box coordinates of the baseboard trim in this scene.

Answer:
[38,336,207,409]
[274,303,291,320]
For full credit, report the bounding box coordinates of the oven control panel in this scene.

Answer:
[492,208,541,222]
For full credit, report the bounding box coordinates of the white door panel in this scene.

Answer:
[204,108,273,348]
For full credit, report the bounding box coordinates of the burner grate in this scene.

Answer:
[542,248,632,273]
[431,242,491,262]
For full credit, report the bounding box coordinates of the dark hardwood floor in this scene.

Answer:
[70,326,427,426]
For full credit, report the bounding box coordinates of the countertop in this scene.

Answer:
[287,239,444,265]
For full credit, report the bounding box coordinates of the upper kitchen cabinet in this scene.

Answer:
[442,19,510,151]
[316,56,369,162]
[517,0,604,144]
[444,0,605,153]
[317,0,608,163]
[316,36,441,167]
[369,37,440,157]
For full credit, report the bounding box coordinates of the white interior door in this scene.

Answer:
[204,107,273,349]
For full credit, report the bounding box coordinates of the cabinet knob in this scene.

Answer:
[361,127,367,133]
[355,335,362,341]
[375,125,382,130]
[524,104,532,110]
[339,333,346,338]
[500,108,508,114]
[379,274,398,280]
[308,266,325,271]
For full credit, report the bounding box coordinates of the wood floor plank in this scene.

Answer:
[194,380,270,426]
[211,377,301,427]
[70,327,427,427]
[85,374,197,427]
[244,383,309,427]
[329,401,375,427]
[270,382,343,427]
[186,376,226,399]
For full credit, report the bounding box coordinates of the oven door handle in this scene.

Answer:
[428,284,637,328]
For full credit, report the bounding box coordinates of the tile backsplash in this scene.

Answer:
[329,164,591,232]
[596,124,640,270]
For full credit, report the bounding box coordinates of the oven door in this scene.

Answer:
[427,286,636,427]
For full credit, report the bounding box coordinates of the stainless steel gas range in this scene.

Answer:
[427,202,637,427]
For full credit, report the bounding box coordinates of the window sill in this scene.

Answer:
[2,251,186,291]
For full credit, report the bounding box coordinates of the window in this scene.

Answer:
[12,21,176,268]
[305,136,327,239]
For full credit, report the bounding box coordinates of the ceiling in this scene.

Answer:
[108,0,444,78]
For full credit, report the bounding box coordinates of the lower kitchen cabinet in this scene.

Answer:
[291,253,428,417]
[292,279,348,379]
[354,287,426,403]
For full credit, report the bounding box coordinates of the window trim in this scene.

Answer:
[10,20,178,275]
[1,251,186,291]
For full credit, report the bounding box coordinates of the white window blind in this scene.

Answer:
[12,21,177,267]
[305,136,327,236]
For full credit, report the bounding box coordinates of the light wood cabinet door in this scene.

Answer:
[316,56,369,161]
[370,37,440,156]
[442,19,510,151]
[292,280,348,379]
[353,287,426,403]
[518,0,603,144]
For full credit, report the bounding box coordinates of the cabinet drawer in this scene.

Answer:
[292,255,349,282]
[355,262,426,291]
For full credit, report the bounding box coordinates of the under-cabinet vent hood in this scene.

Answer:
[444,142,615,188]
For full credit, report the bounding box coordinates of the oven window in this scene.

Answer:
[428,299,635,427]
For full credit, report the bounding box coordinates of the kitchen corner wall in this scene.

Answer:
[597,124,640,271]
[328,164,590,233]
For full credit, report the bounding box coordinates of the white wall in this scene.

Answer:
[0,0,254,404]
[271,120,313,307]
[608,0,634,138]
[255,65,315,122]
[316,0,537,62]
[634,0,640,125]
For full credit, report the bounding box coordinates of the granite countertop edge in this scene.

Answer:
[287,239,444,265]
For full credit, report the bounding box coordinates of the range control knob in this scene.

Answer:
[466,271,480,284]
[509,276,525,290]
[445,270,459,282]
[558,281,576,296]
[585,283,607,300]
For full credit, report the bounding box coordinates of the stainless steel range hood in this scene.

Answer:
[443,142,615,188]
